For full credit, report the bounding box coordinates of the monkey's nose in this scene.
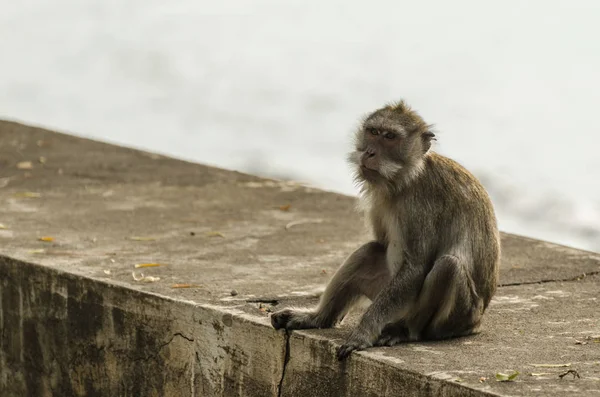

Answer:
[365,148,376,158]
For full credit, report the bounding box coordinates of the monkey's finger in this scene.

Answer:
[270,311,292,330]
[337,344,356,360]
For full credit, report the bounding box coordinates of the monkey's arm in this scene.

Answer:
[337,262,427,359]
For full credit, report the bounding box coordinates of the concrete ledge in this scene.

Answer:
[1,120,599,396]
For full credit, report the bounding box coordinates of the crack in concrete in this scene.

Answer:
[130,332,195,363]
[499,271,599,287]
[276,330,291,397]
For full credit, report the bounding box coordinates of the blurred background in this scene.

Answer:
[1,0,599,252]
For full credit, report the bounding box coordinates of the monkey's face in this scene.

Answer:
[349,108,431,183]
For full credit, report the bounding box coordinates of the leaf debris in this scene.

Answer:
[17,161,33,170]
[279,204,291,211]
[171,284,203,289]
[14,192,42,198]
[128,236,156,241]
[0,223,7,230]
[530,363,571,368]
[496,371,519,382]
[134,263,163,268]
[38,236,54,242]
[558,370,580,379]
[206,231,225,238]
[131,272,160,283]
[585,335,600,343]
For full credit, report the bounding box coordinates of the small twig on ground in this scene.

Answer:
[558,370,580,380]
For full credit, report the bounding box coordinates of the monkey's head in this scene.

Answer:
[349,100,435,187]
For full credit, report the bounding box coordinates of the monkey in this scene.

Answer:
[270,100,500,360]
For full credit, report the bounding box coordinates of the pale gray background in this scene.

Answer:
[1,0,599,252]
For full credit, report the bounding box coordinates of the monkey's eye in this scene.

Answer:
[367,128,379,136]
[384,132,397,140]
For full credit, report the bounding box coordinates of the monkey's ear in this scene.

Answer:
[422,131,436,153]
[423,131,436,140]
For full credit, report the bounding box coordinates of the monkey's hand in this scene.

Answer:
[271,309,320,330]
[337,330,374,360]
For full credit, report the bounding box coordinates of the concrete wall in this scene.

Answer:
[1,121,599,396]
[0,257,285,397]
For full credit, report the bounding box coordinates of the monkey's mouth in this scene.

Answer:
[360,165,380,180]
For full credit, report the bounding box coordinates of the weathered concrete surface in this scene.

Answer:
[0,120,599,396]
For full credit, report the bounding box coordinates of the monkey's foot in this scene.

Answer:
[374,323,410,347]
[337,333,373,360]
[270,309,319,330]
[374,333,408,347]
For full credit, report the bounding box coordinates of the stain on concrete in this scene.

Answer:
[222,314,233,327]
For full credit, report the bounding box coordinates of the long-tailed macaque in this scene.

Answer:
[271,101,500,360]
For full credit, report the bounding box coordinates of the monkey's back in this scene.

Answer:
[405,152,501,308]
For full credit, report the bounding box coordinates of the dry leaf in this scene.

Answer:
[479,377,487,383]
[17,161,33,170]
[135,263,163,268]
[128,236,156,241]
[496,371,519,382]
[131,271,160,283]
[29,249,46,254]
[38,236,54,242]
[103,270,112,275]
[530,363,571,368]
[0,223,7,230]
[171,284,203,289]
[279,204,291,211]
[530,372,552,376]
[14,192,41,198]
[39,156,47,164]
[206,231,225,238]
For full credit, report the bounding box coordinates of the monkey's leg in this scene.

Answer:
[271,241,389,330]
[337,260,429,359]
[407,255,483,341]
